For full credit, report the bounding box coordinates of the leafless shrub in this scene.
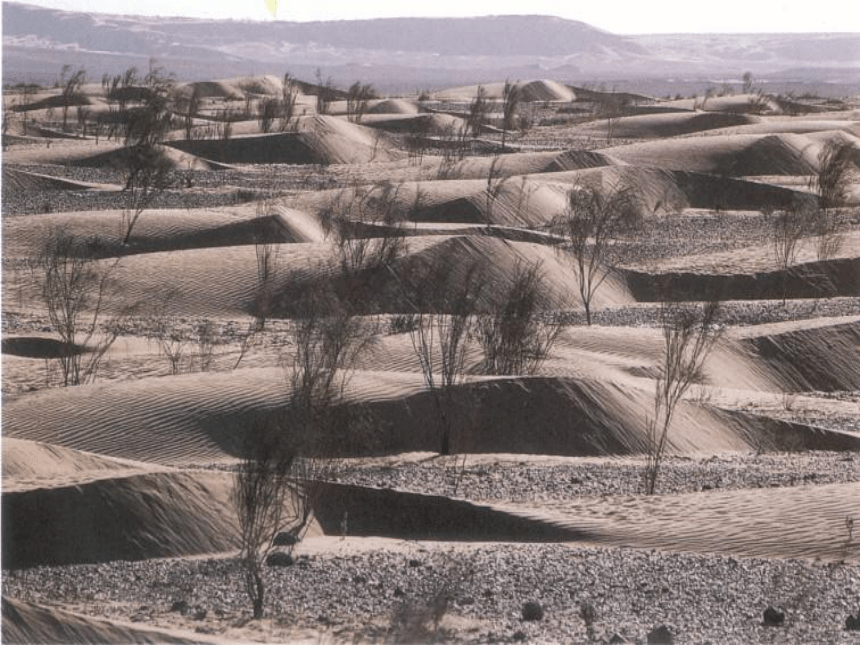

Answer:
[320,181,407,312]
[232,413,298,620]
[233,284,370,619]
[809,139,856,260]
[501,79,521,151]
[643,293,722,495]
[314,69,335,115]
[195,320,217,372]
[346,81,375,123]
[280,73,300,131]
[476,261,560,375]
[149,291,187,375]
[404,262,484,455]
[36,229,129,386]
[467,85,489,139]
[770,200,812,305]
[253,199,281,328]
[257,97,279,133]
[484,156,508,230]
[120,65,174,245]
[59,65,86,132]
[552,180,642,325]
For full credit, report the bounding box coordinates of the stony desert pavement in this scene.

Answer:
[2,58,860,645]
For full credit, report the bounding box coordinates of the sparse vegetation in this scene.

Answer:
[553,180,641,325]
[643,293,722,495]
[36,229,129,386]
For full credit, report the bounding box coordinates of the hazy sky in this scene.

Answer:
[16,0,860,33]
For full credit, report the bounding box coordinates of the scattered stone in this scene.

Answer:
[647,624,674,644]
[521,601,544,622]
[265,551,293,567]
[763,606,785,626]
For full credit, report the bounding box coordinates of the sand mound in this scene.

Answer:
[70,144,214,171]
[604,134,818,177]
[2,167,117,193]
[519,80,577,102]
[367,99,419,115]
[2,438,151,492]
[584,112,759,139]
[627,257,860,303]
[361,112,466,135]
[3,205,325,260]
[739,317,860,392]
[433,80,575,102]
[168,116,401,165]
[1,597,211,645]
[183,79,245,99]
[1,368,290,463]
[313,482,582,542]
[2,471,240,567]
[520,481,860,561]
[530,165,801,214]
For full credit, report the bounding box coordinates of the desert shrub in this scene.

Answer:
[233,284,369,619]
[404,261,484,455]
[552,180,642,325]
[476,261,560,376]
[643,291,722,494]
[36,229,130,386]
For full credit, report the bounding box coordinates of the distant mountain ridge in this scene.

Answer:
[3,2,859,91]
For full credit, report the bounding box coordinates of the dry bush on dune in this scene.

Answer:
[810,139,857,260]
[404,262,484,456]
[320,181,408,312]
[644,291,722,495]
[346,81,376,124]
[36,229,131,386]
[467,85,489,139]
[476,260,561,376]
[314,69,335,115]
[280,73,300,131]
[769,200,812,306]
[234,285,370,619]
[59,65,86,133]
[501,79,521,151]
[553,180,641,325]
[119,65,175,245]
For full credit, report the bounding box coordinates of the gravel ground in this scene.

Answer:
[4,544,859,644]
[333,452,860,502]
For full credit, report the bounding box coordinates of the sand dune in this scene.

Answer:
[1,597,215,645]
[582,111,759,138]
[2,438,153,492]
[603,133,820,177]
[366,98,420,115]
[433,79,575,102]
[2,167,119,193]
[508,481,860,561]
[168,116,401,165]
[2,204,324,259]
[735,316,860,392]
[2,471,240,567]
